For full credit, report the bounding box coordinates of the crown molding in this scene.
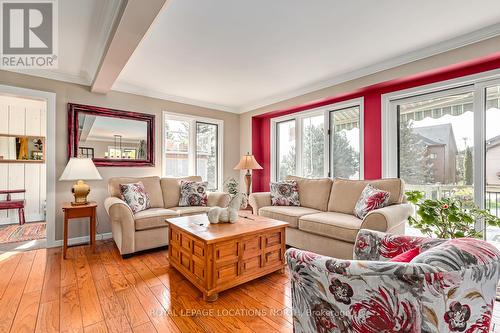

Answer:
[111,81,236,113]
[235,22,500,114]
[2,68,91,85]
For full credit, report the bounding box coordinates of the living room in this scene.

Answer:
[1,0,500,332]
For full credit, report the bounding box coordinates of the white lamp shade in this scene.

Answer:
[59,158,102,181]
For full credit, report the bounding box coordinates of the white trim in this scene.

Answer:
[270,97,364,181]
[114,82,235,113]
[2,68,90,86]
[51,232,113,247]
[162,111,224,191]
[0,84,56,248]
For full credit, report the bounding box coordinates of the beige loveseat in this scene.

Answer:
[104,176,230,256]
[249,176,412,259]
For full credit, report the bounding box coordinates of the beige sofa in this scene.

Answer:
[249,176,413,259]
[104,176,230,256]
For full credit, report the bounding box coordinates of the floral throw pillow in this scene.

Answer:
[120,182,151,214]
[178,181,208,207]
[353,184,390,219]
[270,180,300,206]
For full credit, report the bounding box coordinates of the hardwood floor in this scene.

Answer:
[0,239,499,332]
[0,240,293,333]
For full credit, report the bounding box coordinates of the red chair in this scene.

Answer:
[0,189,26,225]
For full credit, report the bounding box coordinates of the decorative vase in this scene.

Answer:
[208,206,238,224]
[208,207,222,223]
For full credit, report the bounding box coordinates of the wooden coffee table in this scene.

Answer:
[166,213,288,301]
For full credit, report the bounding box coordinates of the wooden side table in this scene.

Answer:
[62,201,97,259]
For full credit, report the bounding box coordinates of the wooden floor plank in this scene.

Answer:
[9,290,41,333]
[60,283,84,332]
[35,300,59,333]
[0,252,22,299]
[24,248,47,294]
[74,248,104,327]
[104,314,133,333]
[40,248,62,303]
[84,321,108,333]
[0,251,36,333]
[123,271,181,333]
[132,322,157,333]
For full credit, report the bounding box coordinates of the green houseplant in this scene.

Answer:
[224,177,248,209]
[406,190,500,239]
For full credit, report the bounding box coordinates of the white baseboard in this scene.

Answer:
[49,232,113,248]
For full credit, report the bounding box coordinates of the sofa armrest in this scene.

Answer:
[104,197,136,255]
[207,192,230,207]
[104,197,132,215]
[248,192,272,215]
[353,228,444,261]
[362,203,413,233]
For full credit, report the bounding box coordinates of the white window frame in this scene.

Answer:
[381,67,500,234]
[270,97,364,181]
[162,111,224,191]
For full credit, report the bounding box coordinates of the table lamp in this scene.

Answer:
[234,153,263,196]
[59,157,102,205]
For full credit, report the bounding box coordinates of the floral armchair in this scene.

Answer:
[285,229,500,333]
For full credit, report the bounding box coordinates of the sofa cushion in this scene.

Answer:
[134,208,179,231]
[298,212,364,243]
[109,176,164,208]
[270,180,300,206]
[178,180,208,207]
[120,182,151,213]
[353,184,390,219]
[170,206,211,216]
[161,176,202,208]
[328,178,404,214]
[286,176,332,211]
[259,206,321,228]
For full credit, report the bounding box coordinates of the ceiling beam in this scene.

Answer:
[91,0,168,93]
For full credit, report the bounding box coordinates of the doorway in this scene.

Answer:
[0,85,55,251]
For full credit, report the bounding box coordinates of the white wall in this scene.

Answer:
[0,95,46,224]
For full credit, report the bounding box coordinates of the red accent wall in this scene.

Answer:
[252,51,500,192]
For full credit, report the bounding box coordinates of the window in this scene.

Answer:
[196,122,218,190]
[302,115,324,178]
[272,98,363,181]
[276,120,296,181]
[163,113,223,190]
[383,73,500,239]
[330,106,361,179]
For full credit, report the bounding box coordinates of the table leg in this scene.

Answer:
[203,292,219,302]
[90,208,96,253]
[63,215,68,259]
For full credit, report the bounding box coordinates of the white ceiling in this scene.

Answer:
[7,0,500,113]
[113,0,500,112]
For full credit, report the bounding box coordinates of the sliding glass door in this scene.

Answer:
[397,89,475,201]
[389,79,500,239]
[485,84,500,241]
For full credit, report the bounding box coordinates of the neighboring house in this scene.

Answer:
[486,134,500,187]
[413,124,458,184]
